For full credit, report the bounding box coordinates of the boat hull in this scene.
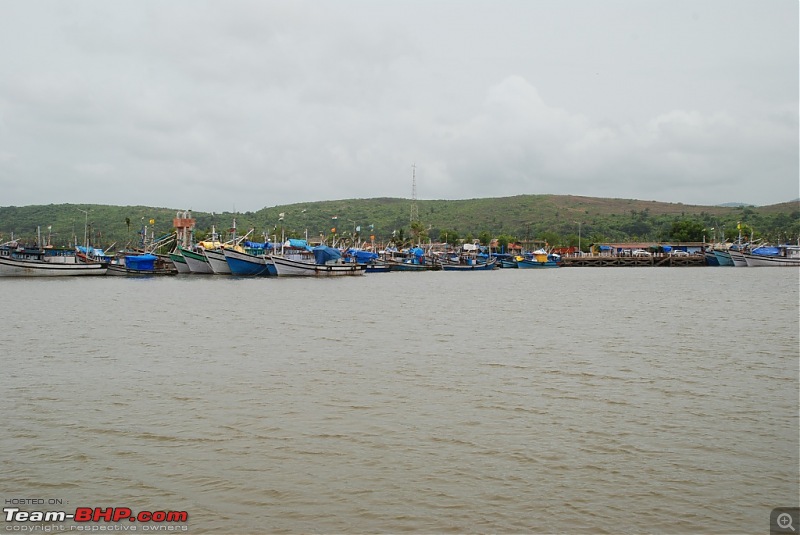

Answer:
[179,246,214,274]
[517,259,561,268]
[203,249,232,274]
[223,248,272,276]
[729,250,747,267]
[704,251,720,266]
[713,250,734,266]
[106,264,176,276]
[271,255,366,277]
[441,258,497,271]
[169,252,191,273]
[0,256,107,276]
[364,262,391,273]
[386,260,439,272]
[742,253,800,267]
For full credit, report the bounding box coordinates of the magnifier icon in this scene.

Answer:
[778,512,796,532]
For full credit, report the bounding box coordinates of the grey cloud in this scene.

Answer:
[0,0,796,211]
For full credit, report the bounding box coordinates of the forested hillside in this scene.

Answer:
[1,195,798,250]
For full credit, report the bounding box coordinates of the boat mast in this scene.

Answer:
[77,208,89,251]
[410,163,418,224]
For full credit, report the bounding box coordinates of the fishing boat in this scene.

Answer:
[742,245,800,267]
[223,242,275,276]
[436,242,498,271]
[728,250,746,267]
[202,248,232,274]
[517,249,562,268]
[713,248,734,266]
[726,236,750,267]
[0,243,107,277]
[178,245,214,274]
[169,249,191,273]
[198,222,248,275]
[440,257,497,271]
[494,254,518,268]
[703,249,720,266]
[106,253,177,276]
[346,248,390,273]
[77,244,176,276]
[364,261,391,273]
[385,258,439,272]
[271,245,365,277]
[384,247,439,272]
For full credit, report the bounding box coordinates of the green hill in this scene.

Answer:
[1,195,798,250]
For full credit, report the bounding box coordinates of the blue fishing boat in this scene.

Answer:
[493,253,518,268]
[223,242,274,276]
[704,250,720,266]
[713,249,734,266]
[517,249,562,268]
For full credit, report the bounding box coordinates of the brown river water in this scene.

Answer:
[1,267,798,534]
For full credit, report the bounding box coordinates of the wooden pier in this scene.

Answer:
[562,254,707,267]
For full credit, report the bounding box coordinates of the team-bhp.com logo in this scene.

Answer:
[4,507,188,530]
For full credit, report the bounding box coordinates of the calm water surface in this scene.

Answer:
[2,268,798,534]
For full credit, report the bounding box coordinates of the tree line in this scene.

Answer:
[1,197,797,251]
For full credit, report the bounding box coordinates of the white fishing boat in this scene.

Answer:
[271,245,365,277]
[728,249,748,267]
[197,223,242,274]
[178,244,214,274]
[742,245,800,267]
[271,255,365,276]
[0,243,107,277]
[203,248,232,274]
[169,249,191,273]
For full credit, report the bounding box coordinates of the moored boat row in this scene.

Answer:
[707,243,800,267]
[3,238,797,277]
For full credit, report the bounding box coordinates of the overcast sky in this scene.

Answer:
[0,0,797,213]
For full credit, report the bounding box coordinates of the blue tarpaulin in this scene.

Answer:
[287,239,311,250]
[313,246,342,264]
[125,254,157,270]
[349,250,378,263]
[753,247,780,256]
[77,246,108,256]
